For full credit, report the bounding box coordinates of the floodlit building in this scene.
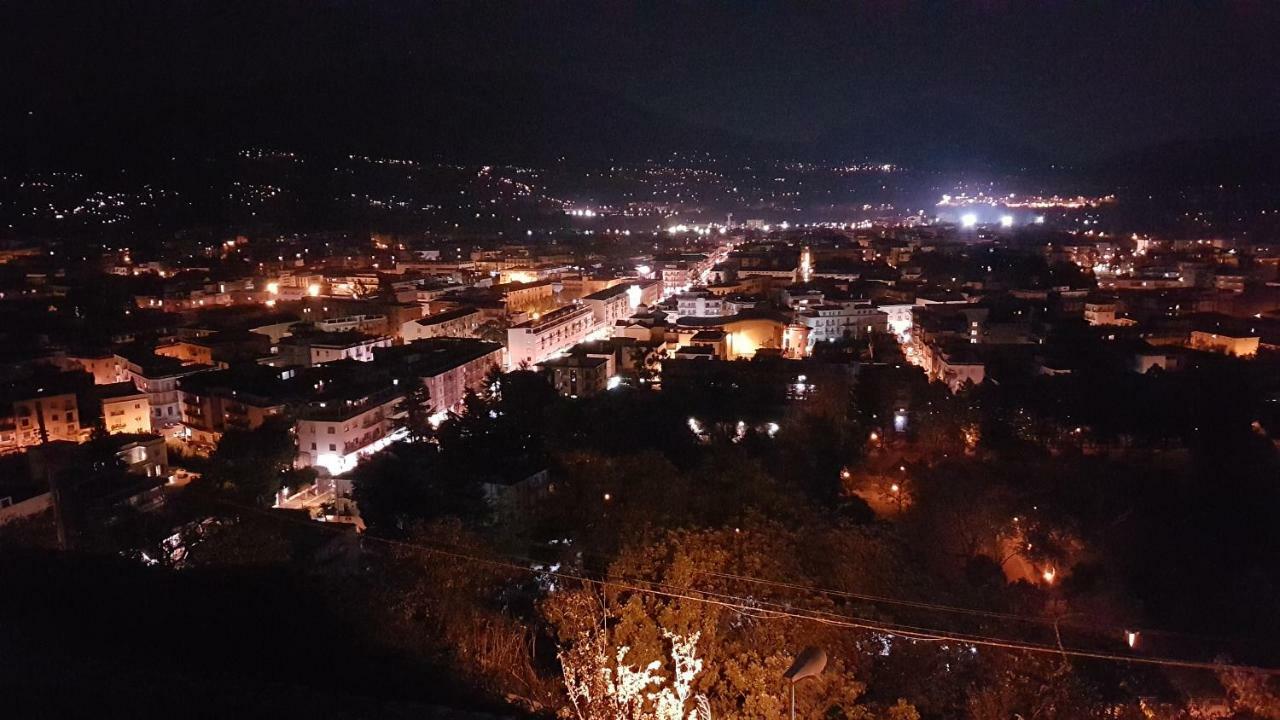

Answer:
[799,304,888,346]
[507,304,597,369]
[675,290,724,318]
[401,305,484,341]
[1189,329,1259,357]
[374,338,504,415]
[117,352,210,432]
[275,331,392,367]
[582,284,633,329]
[97,382,152,435]
[178,365,294,450]
[11,392,82,448]
[295,375,405,477]
[65,351,128,385]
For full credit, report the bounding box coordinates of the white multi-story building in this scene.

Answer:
[374,339,504,416]
[799,304,888,346]
[878,304,916,337]
[675,290,724,318]
[315,314,389,335]
[661,263,694,295]
[98,382,152,435]
[276,332,392,367]
[582,285,633,330]
[295,385,405,476]
[507,304,597,369]
[401,306,483,341]
[118,354,208,430]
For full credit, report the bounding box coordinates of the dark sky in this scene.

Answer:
[4,1,1279,170]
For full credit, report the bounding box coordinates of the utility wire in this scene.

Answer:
[699,569,1265,646]
[212,501,1280,676]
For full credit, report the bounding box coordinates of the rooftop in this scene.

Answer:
[582,284,632,302]
[96,381,145,400]
[541,354,609,369]
[374,338,503,376]
[413,305,480,326]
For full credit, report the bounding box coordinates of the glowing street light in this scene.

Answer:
[1042,567,1057,585]
[999,215,1014,228]
[1125,630,1139,649]
[960,213,978,229]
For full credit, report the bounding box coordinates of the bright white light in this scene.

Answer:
[266,281,280,295]
[607,376,622,390]
[999,215,1014,228]
[307,283,321,297]
[627,284,643,309]
[765,422,780,437]
[1034,215,1046,224]
[960,213,978,229]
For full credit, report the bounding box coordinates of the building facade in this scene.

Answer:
[506,304,597,369]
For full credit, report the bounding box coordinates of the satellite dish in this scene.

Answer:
[783,646,827,683]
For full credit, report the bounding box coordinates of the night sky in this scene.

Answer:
[4,1,1279,170]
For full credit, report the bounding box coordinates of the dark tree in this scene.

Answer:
[199,417,298,506]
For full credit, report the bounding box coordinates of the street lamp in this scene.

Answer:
[783,646,827,720]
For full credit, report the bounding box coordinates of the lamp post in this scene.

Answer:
[783,646,827,720]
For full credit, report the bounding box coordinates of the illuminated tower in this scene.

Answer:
[799,246,813,283]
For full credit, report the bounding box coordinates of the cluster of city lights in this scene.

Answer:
[958,213,1045,229]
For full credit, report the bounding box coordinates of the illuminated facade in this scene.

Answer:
[295,386,405,476]
[98,382,152,435]
[798,304,887,346]
[675,290,724,318]
[507,304,597,369]
[401,306,484,341]
[582,284,633,329]
[10,393,82,448]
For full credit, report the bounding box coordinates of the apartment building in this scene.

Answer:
[507,304,597,369]
[97,382,151,435]
[401,306,484,341]
[374,338,504,416]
